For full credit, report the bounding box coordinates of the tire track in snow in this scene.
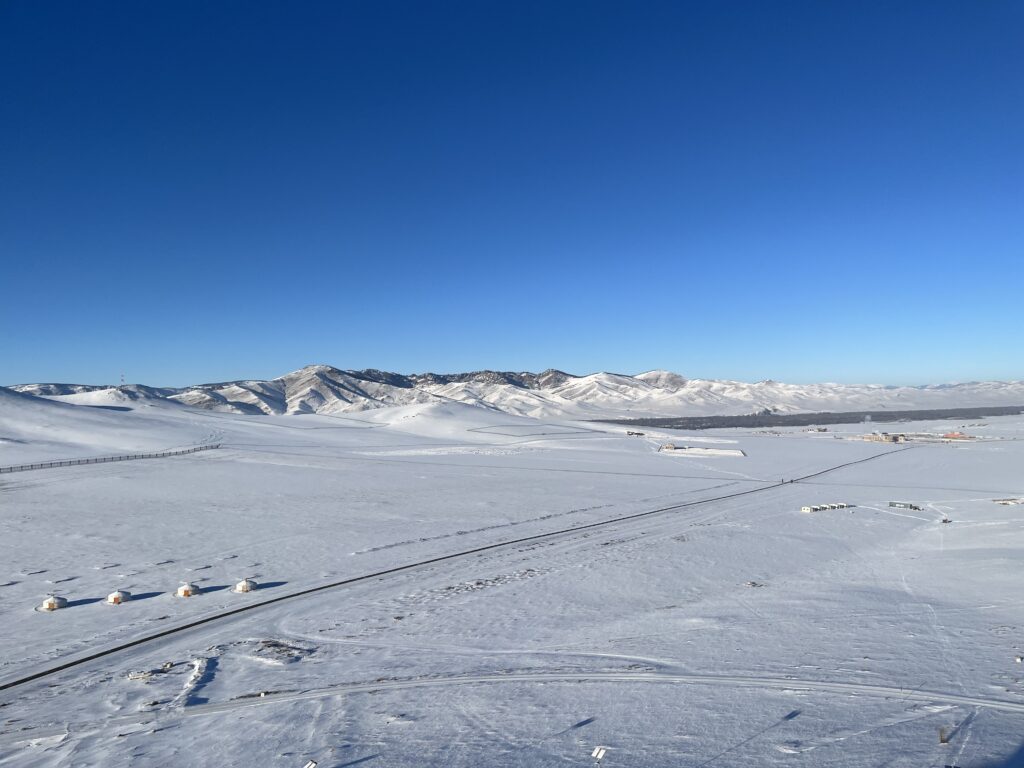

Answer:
[6,669,1023,743]
[186,669,1024,716]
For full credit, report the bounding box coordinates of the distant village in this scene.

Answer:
[860,430,977,443]
[801,426,985,443]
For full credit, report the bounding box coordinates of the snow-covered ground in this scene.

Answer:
[1,393,1023,766]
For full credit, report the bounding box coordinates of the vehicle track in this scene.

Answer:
[6,668,1022,743]
[0,446,911,694]
[228,443,777,484]
[192,669,1024,716]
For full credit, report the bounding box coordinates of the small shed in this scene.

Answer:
[106,590,132,605]
[39,595,68,611]
[800,506,814,513]
[660,443,676,451]
[176,582,199,598]
[233,578,258,593]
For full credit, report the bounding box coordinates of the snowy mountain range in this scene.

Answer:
[7,365,1024,419]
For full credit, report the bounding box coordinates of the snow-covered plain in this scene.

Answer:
[1,390,1023,766]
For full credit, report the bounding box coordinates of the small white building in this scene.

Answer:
[39,595,68,611]
[233,578,258,593]
[176,582,199,598]
[660,443,676,451]
[803,503,851,513]
[106,590,131,605]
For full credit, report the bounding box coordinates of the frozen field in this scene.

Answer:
[1,394,1023,766]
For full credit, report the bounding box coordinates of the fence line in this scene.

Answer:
[0,444,222,474]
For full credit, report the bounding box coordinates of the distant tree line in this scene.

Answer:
[598,404,1024,431]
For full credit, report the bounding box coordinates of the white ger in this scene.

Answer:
[176,582,199,598]
[39,595,68,611]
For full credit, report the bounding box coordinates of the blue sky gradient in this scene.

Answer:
[2,1,1021,386]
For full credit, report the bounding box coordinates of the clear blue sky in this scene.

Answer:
[2,1,1021,387]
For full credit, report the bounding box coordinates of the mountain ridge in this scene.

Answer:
[8,365,1024,420]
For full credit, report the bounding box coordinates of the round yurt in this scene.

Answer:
[176,582,199,598]
[233,578,258,594]
[106,590,132,605]
[39,595,68,611]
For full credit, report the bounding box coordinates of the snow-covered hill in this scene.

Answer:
[10,366,1024,419]
[0,385,214,463]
